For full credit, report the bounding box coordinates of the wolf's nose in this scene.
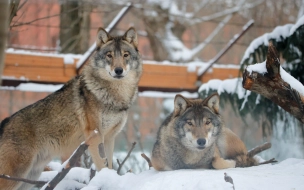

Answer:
[115,67,123,75]
[197,138,206,146]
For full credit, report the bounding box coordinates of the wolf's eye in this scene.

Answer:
[124,53,129,58]
[107,54,112,59]
[206,120,211,125]
[187,121,193,126]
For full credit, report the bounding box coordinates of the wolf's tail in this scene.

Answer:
[235,154,259,167]
[235,142,277,167]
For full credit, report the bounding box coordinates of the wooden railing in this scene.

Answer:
[3,52,240,91]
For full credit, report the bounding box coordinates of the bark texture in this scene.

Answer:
[243,43,304,123]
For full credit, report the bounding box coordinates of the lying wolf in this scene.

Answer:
[151,93,258,170]
[0,27,142,190]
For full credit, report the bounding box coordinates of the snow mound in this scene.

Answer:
[80,158,304,190]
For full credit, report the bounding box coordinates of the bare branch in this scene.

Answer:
[247,142,271,157]
[45,131,99,190]
[259,158,278,165]
[17,0,28,11]
[89,168,96,181]
[45,143,88,190]
[10,6,80,28]
[9,0,20,23]
[0,0,10,85]
[0,174,46,187]
[189,0,248,59]
[197,19,254,79]
[117,142,136,175]
[191,0,263,25]
[141,153,152,168]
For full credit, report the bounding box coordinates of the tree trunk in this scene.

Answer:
[0,0,10,85]
[59,1,82,54]
[137,5,169,61]
[79,2,91,54]
[242,43,304,123]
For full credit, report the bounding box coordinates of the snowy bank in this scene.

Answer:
[40,158,304,190]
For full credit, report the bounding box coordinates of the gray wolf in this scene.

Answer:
[0,27,142,190]
[151,93,257,170]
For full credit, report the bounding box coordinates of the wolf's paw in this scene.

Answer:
[229,160,236,168]
[212,158,236,169]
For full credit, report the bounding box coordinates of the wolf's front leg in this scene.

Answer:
[212,156,236,169]
[104,135,115,169]
[212,146,236,169]
[104,117,127,169]
[85,131,107,171]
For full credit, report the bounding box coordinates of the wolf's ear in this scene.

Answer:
[173,94,191,117]
[96,27,111,47]
[123,27,138,47]
[205,93,220,114]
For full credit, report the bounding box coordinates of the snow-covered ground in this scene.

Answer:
[40,158,304,190]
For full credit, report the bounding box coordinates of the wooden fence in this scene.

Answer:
[3,52,240,91]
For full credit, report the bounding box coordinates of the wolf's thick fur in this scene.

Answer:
[0,27,142,190]
[151,94,257,171]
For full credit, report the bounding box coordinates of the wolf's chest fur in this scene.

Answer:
[79,72,137,133]
[164,137,215,169]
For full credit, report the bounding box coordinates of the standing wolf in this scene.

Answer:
[0,27,142,190]
[151,93,258,171]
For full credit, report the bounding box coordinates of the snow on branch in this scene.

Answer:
[43,132,105,190]
[242,43,304,123]
[162,0,253,62]
[191,0,263,25]
[241,15,304,66]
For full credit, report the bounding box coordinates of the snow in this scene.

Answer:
[245,60,304,97]
[163,22,193,62]
[139,91,198,98]
[199,78,247,100]
[246,60,267,75]
[241,24,293,64]
[63,54,75,64]
[1,83,64,92]
[280,66,304,96]
[39,158,304,190]
[241,15,304,65]
[0,82,200,98]
[289,15,304,35]
[6,48,82,59]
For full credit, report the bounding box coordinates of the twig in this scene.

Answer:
[45,132,98,190]
[247,142,271,157]
[90,168,96,181]
[117,142,137,175]
[11,6,81,27]
[259,158,278,165]
[141,153,152,168]
[197,19,254,79]
[0,174,46,187]
[45,143,88,190]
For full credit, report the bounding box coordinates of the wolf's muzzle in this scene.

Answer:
[115,67,123,75]
[197,138,206,149]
